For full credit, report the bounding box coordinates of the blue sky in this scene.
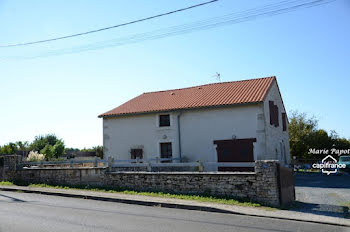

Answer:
[0,0,349,148]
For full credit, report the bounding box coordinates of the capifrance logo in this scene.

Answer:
[312,155,346,175]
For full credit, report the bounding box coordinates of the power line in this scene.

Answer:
[18,0,334,59]
[1,0,335,60]
[0,0,218,48]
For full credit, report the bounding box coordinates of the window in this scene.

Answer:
[160,142,172,162]
[282,112,287,131]
[269,101,279,127]
[131,149,143,160]
[159,114,170,127]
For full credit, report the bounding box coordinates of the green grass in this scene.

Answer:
[0,181,14,186]
[0,181,275,210]
[342,201,350,208]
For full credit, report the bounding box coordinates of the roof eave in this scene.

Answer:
[98,101,262,119]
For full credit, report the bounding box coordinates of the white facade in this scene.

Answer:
[102,81,290,169]
[262,82,291,165]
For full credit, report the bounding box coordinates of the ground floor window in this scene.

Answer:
[160,142,172,162]
[131,148,143,160]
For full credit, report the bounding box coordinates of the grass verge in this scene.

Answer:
[0,181,275,210]
[342,201,350,208]
[0,181,13,186]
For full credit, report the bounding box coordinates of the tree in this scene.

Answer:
[30,134,65,160]
[16,141,29,156]
[288,111,318,160]
[53,140,65,158]
[30,135,49,152]
[46,134,59,146]
[93,146,104,159]
[289,111,350,160]
[30,134,60,152]
[40,144,54,160]
[0,142,18,155]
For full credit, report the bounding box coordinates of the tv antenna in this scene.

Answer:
[212,72,221,82]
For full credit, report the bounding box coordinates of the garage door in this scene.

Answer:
[214,138,256,171]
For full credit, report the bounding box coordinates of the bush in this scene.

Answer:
[26,151,45,162]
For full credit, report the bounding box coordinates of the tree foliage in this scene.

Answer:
[67,145,104,159]
[289,111,350,160]
[53,140,65,158]
[28,134,65,159]
[30,134,59,152]
[0,134,104,161]
[0,142,18,155]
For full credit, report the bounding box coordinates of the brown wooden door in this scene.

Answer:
[214,138,256,171]
[160,142,172,163]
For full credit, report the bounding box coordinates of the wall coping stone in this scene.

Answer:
[21,167,105,171]
[106,171,256,175]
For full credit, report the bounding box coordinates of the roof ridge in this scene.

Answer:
[142,76,276,94]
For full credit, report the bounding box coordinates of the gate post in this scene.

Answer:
[3,155,22,181]
[254,160,280,207]
[107,157,114,172]
[94,156,98,167]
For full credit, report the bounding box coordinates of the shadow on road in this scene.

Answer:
[0,193,27,203]
[289,201,349,219]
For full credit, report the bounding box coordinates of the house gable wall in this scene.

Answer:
[263,81,291,164]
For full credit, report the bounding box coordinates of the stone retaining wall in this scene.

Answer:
[111,165,196,172]
[103,161,280,206]
[0,167,3,181]
[3,156,292,207]
[11,168,104,186]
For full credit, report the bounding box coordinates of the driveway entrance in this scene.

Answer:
[294,173,350,218]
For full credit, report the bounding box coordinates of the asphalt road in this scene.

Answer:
[296,186,350,207]
[0,191,348,232]
[294,173,350,218]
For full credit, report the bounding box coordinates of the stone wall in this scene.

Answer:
[111,165,197,172]
[0,155,3,181]
[103,161,281,206]
[10,168,104,186]
[0,167,3,181]
[3,156,293,207]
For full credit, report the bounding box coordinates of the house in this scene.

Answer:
[98,76,290,171]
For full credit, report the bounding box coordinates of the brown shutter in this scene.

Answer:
[274,105,279,127]
[282,113,287,131]
[269,101,274,125]
[269,101,280,127]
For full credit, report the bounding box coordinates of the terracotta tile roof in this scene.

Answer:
[99,76,276,118]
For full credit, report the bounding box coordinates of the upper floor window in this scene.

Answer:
[159,114,170,127]
[269,101,279,127]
